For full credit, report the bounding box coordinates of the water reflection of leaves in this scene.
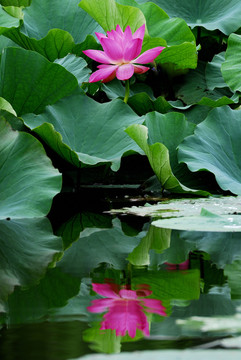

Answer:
[0,217,62,313]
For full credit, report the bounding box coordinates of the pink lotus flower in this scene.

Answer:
[87,282,166,338]
[83,24,165,83]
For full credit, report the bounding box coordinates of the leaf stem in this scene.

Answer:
[123,79,130,104]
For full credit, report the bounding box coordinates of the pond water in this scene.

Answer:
[0,193,241,360]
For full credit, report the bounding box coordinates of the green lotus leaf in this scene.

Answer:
[0,47,78,115]
[175,62,237,107]
[140,0,241,35]
[54,54,90,86]
[136,1,195,45]
[156,42,197,70]
[126,123,208,195]
[128,93,172,116]
[205,52,227,90]
[21,0,100,43]
[221,33,241,92]
[0,0,31,6]
[178,106,241,195]
[0,217,62,312]
[0,5,19,34]
[3,0,101,60]
[79,0,146,33]
[0,119,62,219]
[22,90,144,170]
[3,6,23,19]
[5,28,76,61]
[145,112,195,175]
[102,78,154,101]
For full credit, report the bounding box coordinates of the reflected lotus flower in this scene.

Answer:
[87,283,166,338]
[83,24,165,83]
[165,259,190,271]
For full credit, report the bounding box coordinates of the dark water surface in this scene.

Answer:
[1,194,241,359]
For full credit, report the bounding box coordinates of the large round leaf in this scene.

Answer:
[221,33,241,92]
[178,106,241,195]
[0,119,61,219]
[140,0,241,35]
[5,28,77,62]
[21,0,100,43]
[79,0,146,33]
[0,47,78,115]
[4,0,101,60]
[22,90,144,170]
[0,217,62,311]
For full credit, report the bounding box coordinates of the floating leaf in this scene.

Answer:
[75,349,241,360]
[110,196,241,218]
[0,119,61,219]
[178,106,241,195]
[152,211,241,232]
